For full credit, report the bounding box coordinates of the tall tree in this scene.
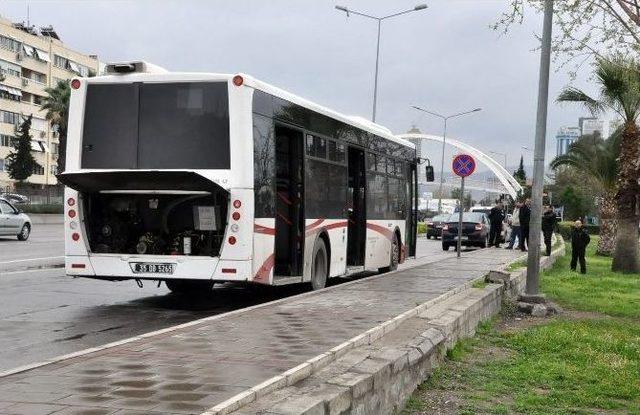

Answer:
[557,57,640,272]
[513,155,527,185]
[6,115,37,185]
[550,133,620,255]
[42,80,70,173]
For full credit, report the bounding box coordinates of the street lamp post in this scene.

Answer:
[489,150,507,170]
[335,4,427,122]
[526,0,554,298]
[411,106,482,213]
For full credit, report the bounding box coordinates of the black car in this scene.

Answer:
[441,212,490,251]
[426,214,449,239]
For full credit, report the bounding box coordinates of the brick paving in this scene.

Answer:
[0,248,522,415]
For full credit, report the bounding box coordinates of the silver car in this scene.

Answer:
[0,198,31,241]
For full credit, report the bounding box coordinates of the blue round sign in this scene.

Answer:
[452,154,476,178]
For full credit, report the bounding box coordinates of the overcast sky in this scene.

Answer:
[3,0,601,171]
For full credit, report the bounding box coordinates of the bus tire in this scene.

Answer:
[310,239,328,291]
[166,279,214,295]
[379,233,400,273]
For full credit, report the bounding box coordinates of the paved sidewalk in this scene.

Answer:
[0,248,522,415]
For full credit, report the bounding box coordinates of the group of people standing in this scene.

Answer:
[486,199,590,273]
[488,199,532,251]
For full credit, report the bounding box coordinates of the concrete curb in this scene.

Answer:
[203,240,566,415]
[0,247,466,379]
[0,257,64,273]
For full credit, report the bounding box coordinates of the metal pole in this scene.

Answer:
[457,176,465,257]
[372,19,382,122]
[526,0,553,296]
[437,117,447,213]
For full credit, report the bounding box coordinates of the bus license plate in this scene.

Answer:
[130,262,176,274]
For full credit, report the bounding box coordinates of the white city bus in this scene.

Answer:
[59,62,419,293]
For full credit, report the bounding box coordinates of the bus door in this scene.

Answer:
[274,125,305,277]
[407,162,418,257]
[347,147,366,266]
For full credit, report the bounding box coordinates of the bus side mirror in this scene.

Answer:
[425,165,435,182]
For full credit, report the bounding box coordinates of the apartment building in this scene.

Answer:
[0,16,99,189]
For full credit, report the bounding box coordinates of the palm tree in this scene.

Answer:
[42,80,70,173]
[557,57,640,273]
[550,132,620,255]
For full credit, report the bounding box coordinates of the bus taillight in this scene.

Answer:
[71,79,81,89]
[233,200,242,208]
[228,236,237,245]
[232,75,243,86]
[232,212,240,221]
[67,198,76,206]
[71,263,86,269]
[221,268,236,274]
[72,233,80,241]
[68,210,76,218]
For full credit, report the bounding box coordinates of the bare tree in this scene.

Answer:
[495,1,640,75]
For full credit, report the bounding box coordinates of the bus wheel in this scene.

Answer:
[379,234,399,273]
[310,239,328,290]
[166,279,214,295]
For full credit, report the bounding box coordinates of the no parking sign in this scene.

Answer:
[452,154,476,178]
[451,154,475,257]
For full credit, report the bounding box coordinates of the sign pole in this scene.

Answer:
[457,176,465,258]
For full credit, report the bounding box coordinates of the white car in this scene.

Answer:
[0,198,32,240]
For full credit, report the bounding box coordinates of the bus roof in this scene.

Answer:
[90,66,415,151]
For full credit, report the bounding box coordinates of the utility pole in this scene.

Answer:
[526,0,553,297]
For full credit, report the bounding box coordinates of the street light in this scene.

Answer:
[336,4,428,122]
[411,105,482,213]
[489,150,507,169]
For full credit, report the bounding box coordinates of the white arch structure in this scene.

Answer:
[396,133,524,199]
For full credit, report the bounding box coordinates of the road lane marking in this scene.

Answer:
[0,267,65,276]
[0,256,64,264]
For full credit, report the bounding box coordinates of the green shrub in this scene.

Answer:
[557,221,600,240]
[20,204,63,214]
[417,222,427,234]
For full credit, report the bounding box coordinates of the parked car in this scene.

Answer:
[426,214,450,239]
[441,212,489,251]
[0,197,31,240]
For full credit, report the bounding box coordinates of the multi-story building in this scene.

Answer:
[0,16,99,190]
[555,126,581,157]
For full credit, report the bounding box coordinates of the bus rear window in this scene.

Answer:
[81,82,230,170]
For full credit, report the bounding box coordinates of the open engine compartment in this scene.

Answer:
[82,191,228,257]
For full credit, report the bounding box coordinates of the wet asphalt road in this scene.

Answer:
[0,237,457,372]
[0,224,64,269]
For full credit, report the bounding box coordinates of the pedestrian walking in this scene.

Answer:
[570,220,591,274]
[506,202,522,249]
[541,205,557,256]
[518,198,531,251]
[488,200,505,248]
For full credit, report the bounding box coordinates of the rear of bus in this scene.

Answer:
[59,62,254,288]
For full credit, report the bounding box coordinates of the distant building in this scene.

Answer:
[578,117,604,138]
[556,127,580,156]
[0,16,100,190]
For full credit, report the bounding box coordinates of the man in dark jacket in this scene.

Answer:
[518,199,531,251]
[488,201,505,248]
[570,220,591,274]
[541,205,557,256]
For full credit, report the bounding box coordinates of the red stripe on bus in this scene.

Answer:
[305,219,325,230]
[277,192,293,206]
[366,222,395,241]
[325,221,348,230]
[254,224,276,235]
[253,253,275,283]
